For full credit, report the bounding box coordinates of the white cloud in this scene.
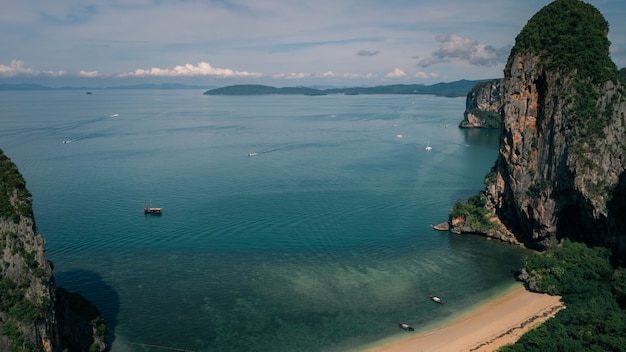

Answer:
[79,70,101,78]
[419,33,510,67]
[0,60,65,77]
[273,72,311,79]
[347,72,378,79]
[413,71,439,79]
[385,68,406,79]
[119,62,262,78]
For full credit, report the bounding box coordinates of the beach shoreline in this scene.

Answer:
[357,283,564,352]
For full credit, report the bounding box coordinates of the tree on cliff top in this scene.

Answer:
[506,0,618,84]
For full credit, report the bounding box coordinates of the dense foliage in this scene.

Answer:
[0,149,32,223]
[508,0,616,84]
[499,240,626,351]
[450,192,495,232]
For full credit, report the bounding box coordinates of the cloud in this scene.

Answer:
[357,50,381,57]
[79,70,101,78]
[385,68,406,79]
[413,71,439,79]
[317,71,378,79]
[119,61,262,78]
[0,60,66,77]
[273,72,311,79]
[419,33,510,67]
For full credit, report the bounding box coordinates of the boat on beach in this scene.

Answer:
[430,296,444,304]
[398,323,415,331]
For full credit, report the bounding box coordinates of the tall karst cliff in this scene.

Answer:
[484,0,626,251]
[460,79,502,129]
[0,150,107,352]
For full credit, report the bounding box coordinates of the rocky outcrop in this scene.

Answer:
[480,0,626,252]
[460,79,503,129]
[0,150,107,352]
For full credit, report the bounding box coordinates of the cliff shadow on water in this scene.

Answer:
[54,269,120,347]
[460,128,500,149]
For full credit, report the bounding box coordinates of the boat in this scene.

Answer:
[425,142,432,151]
[248,152,258,157]
[430,296,444,304]
[144,201,162,215]
[398,323,415,331]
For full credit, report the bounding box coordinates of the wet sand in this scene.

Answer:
[361,283,564,352]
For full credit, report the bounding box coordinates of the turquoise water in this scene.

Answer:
[0,90,526,351]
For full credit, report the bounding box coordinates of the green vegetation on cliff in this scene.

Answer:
[450,192,496,232]
[499,240,626,351]
[0,150,33,223]
[507,0,616,84]
[461,109,502,129]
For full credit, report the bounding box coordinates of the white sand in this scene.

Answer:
[360,283,564,352]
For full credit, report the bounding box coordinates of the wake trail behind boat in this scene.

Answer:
[247,142,324,157]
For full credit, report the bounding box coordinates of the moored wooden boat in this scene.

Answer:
[144,200,162,215]
[398,323,414,331]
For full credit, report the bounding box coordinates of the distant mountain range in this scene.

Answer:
[203,79,491,97]
[0,79,492,97]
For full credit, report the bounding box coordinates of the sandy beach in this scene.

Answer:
[361,283,564,352]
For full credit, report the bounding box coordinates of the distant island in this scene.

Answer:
[0,79,491,97]
[203,79,491,97]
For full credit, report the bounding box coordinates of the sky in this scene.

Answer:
[1,0,624,88]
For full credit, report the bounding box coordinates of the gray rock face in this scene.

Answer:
[486,51,626,251]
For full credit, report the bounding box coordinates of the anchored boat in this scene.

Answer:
[144,201,162,215]
[430,296,444,304]
[398,323,415,331]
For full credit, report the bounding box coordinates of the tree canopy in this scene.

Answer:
[507,0,617,84]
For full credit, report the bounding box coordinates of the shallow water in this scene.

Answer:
[0,90,525,351]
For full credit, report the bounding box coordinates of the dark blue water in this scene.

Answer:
[0,90,526,351]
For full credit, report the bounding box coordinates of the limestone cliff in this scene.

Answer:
[0,149,107,352]
[480,0,626,251]
[460,79,502,129]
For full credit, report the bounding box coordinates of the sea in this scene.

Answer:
[0,90,529,352]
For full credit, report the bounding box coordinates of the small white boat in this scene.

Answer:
[425,142,432,151]
[396,134,403,139]
[248,152,258,157]
[430,296,444,304]
[398,323,415,331]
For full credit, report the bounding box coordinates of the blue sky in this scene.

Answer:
[1,0,624,87]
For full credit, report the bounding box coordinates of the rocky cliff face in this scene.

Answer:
[0,150,107,352]
[460,79,502,128]
[482,0,626,251]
